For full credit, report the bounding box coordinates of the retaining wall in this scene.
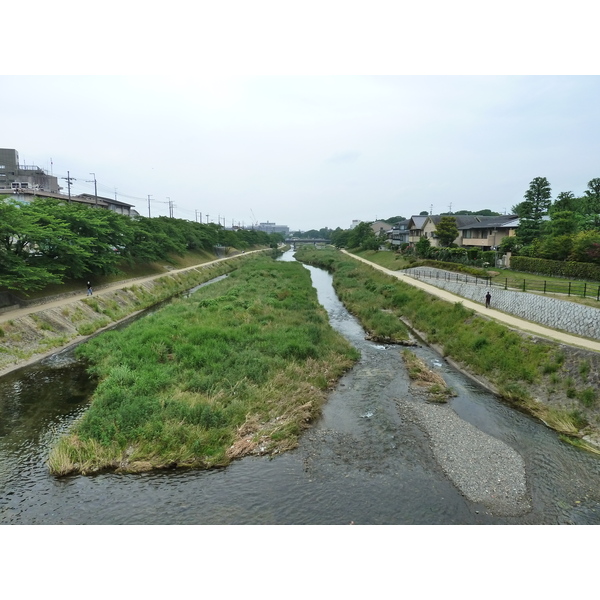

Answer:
[405,268,600,341]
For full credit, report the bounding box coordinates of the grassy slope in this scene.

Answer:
[48,255,359,475]
[296,247,600,447]
[14,249,225,301]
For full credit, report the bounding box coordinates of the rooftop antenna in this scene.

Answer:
[430,204,433,215]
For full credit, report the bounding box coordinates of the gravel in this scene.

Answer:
[397,398,531,516]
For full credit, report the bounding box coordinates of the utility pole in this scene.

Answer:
[167,197,172,218]
[87,173,98,205]
[62,171,76,201]
[147,195,153,218]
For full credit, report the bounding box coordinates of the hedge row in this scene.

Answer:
[510,256,600,281]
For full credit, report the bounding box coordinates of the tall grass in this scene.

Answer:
[296,246,597,441]
[48,256,359,475]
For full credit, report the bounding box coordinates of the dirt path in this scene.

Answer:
[343,251,600,353]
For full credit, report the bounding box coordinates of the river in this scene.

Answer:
[2,250,600,524]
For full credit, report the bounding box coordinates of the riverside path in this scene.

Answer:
[342,250,600,354]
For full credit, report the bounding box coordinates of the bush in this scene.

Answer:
[510,256,600,281]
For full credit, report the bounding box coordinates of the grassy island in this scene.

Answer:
[48,255,359,475]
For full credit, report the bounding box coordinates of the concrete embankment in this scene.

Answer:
[405,266,600,343]
[343,251,600,352]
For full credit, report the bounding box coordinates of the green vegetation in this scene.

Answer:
[510,256,600,281]
[401,350,454,402]
[0,195,283,293]
[296,246,599,441]
[352,249,410,271]
[48,256,359,475]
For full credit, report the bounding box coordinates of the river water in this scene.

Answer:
[2,250,600,524]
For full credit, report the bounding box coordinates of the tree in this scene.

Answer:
[415,236,431,257]
[569,231,600,265]
[330,227,350,248]
[544,210,578,237]
[583,178,600,228]
[517,177,552,245]
[453,209,501,216]
[499,235,519,253]
[551,191,579,214]
[510,201,529,218]
[347,222,378,250]
[0,198,64,291]
[435,216,459,247]
[537,235,573,261]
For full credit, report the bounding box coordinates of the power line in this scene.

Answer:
[61,171,76,201]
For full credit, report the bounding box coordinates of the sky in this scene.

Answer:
[2,3,599,233]
[4,74,599,232]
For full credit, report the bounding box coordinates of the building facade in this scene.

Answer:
[0,148,60,193]
[256,222,290,235]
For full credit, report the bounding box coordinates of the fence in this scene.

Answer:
[407,268,600,301]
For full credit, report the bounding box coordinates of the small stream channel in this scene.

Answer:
[2,251,600,524]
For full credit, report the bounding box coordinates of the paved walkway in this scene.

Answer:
[343,251,600,353]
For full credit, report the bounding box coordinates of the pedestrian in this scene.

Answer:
[87,281,93,296]
[485,291,491,308]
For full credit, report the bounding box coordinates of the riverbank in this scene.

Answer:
[297,247,600,452]
[0,250,267,378]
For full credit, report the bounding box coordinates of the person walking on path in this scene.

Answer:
[485,291,491,308]
[87,281,93,296]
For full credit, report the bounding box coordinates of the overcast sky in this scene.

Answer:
[2,5,599,233]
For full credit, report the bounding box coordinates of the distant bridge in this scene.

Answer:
[284,238,328,247]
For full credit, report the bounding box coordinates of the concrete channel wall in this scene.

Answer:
[404,267,600,342]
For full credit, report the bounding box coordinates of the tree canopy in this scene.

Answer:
[0,196,278,293]
[435,216,459,247]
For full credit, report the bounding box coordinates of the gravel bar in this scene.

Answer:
[398,398,531,516]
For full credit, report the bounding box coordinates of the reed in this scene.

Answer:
[48,256,359,475]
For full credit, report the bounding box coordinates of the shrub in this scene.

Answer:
[510,256,600,280]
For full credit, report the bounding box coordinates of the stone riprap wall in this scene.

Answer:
[404,267,600,341]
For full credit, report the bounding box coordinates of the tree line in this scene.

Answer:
[0,196,283,292]
[327,177,600,269]
[504,176,600,264]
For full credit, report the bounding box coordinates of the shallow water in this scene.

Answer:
[2,250,600,524]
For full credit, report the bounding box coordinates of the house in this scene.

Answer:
[407,215,430,245]
[405,214,518,250]
[455,215,518,250]
[387,219,411,247]
[370,220,393,237]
